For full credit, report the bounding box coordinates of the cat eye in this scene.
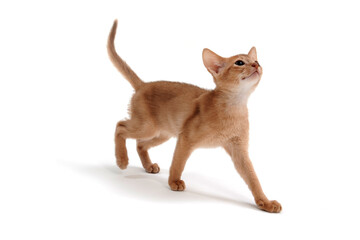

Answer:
[235,60,245,66]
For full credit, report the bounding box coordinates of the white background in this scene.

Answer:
[1,0,360,239]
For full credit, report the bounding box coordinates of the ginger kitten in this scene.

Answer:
[107,20,281,213]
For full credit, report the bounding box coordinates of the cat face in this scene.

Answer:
[202,47,262,94]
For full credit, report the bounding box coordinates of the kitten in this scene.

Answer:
[107,20,281,213]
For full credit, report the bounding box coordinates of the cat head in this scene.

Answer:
[202,47,262,95]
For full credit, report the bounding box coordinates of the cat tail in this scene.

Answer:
[107,20,143,91]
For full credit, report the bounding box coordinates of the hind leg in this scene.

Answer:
[137,134,170,173]
[115,120,157,170]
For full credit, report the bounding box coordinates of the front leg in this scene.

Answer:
[168,134,194,191]
[224,138,282,213]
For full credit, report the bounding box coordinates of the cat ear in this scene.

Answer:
[202,48,225,76]
[248,47,257,60]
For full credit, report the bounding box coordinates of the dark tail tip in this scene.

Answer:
[111,19,118,35]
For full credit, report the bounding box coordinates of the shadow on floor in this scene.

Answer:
[59,160,255,210]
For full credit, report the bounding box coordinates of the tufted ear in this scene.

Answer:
[248,47,257,60]
[202,48,225,76]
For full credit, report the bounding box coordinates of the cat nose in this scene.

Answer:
[251,62,259,69]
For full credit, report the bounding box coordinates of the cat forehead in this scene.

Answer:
[228,54,251,62]
[236,54,250,60]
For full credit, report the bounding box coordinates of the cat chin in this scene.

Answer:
[241,71,260,81]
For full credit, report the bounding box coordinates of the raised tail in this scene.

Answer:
[107,20,143,91]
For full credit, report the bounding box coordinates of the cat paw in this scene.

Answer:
[145,163,160,174]
[116,158,128,170]
[169,180,186,191]
[256,199,282,213]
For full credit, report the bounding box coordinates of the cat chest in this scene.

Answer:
[195,121,248,147]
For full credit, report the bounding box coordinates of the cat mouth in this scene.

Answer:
[241,71,259,80]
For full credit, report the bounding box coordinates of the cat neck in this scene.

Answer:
[212,87,251,111]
